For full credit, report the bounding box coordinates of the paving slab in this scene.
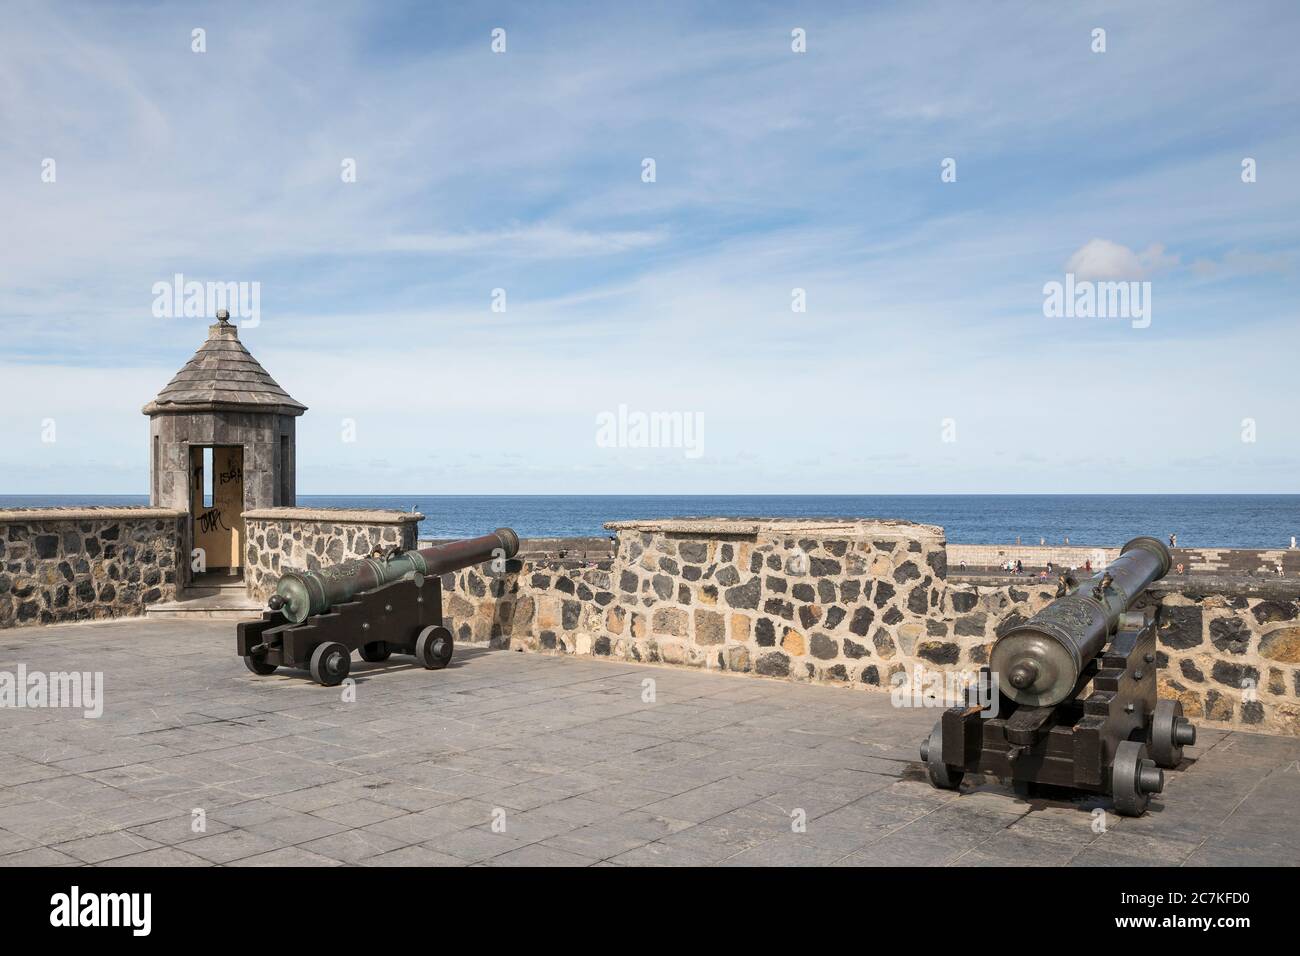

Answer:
[0,618,1295,867]
[360,845,468,867]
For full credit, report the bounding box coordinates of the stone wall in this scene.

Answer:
[242,508,422,602]
[0,508,185,628]
[443,518,949,684]
[437,518,1300,737]
[1149,580,1299,734]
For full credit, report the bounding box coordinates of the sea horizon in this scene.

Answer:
[4,493,1297,549]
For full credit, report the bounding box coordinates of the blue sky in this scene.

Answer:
[1,0,1297,494]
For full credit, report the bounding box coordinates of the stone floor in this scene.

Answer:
[1,619,1296,867]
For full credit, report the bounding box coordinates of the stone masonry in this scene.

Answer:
[1149,583,1300,733]
[0,509,185,628]
[242,509,421,603]
[445,518,951,686]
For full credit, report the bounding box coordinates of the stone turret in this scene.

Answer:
[143,311,306,576]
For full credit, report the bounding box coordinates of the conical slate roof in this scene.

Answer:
[142,313,307,416]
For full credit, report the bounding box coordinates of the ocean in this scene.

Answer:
[2,495,1297,549]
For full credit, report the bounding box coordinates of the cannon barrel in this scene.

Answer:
[269,528,520,625]
[989,536,1171,707]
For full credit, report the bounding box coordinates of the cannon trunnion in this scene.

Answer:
[920,537,1197,817]
[236,528,518,686]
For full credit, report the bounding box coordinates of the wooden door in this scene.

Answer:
[190,446,244,571]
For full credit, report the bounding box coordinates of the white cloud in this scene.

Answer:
[1064,239,1179,280]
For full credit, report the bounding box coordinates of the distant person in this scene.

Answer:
[1015,559,1023,575]
[1276,562,1285,577]
[1291,536,1296,550]
[1040,537,1046,546]
[1169,533,1177,547]
[1064,536,1070,545]
[1175,562,1185,575]
[1084,559,1092,573]
[1038,569,1048,582]
[959,560,967,571]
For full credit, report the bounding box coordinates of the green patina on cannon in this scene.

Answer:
[237,528,519,685]
[921,536,1198,816]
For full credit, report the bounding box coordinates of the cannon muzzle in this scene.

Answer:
[989,536,1170,706]
[270,527,519,625]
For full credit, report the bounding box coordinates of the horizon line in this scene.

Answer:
[3,492,1299,499]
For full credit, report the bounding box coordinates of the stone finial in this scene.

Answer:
[216,309,232,325]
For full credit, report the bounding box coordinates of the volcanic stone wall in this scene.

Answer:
[439,518,1300,737]
[0,509,185,628]
[242,508,421,602]
[443,518,953,684]
[1148,582,1299,734]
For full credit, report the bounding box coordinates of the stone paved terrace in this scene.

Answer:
[1,619,1297,867]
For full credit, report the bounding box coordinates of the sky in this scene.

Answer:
[1,0,1297,495]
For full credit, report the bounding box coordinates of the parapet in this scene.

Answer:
[604,516,945,542]
[0,507,186,522]
[243,507,422,525]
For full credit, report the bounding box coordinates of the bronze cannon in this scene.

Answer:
[921,536,1197,816]
[237,528,519,685]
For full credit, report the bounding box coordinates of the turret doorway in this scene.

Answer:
[189,444,245,581]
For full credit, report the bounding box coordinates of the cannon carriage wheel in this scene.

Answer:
[1149,699,1196,768]
[359,641,392,662]
[1111,740,1164,817]
[920,719,964,790]
[309,641,351,686]
[243,653,277,676]
[415,625,455,670]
